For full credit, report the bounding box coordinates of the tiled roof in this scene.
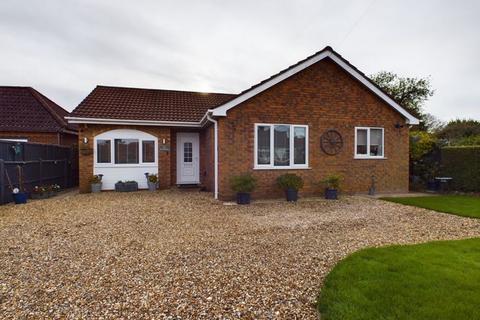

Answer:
[0,86,77,133]
[70,86,237,122]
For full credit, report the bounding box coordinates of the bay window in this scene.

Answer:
[255,123,308,168]
[94,129,157,166]
[355,127,384,158]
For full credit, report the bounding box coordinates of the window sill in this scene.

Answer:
[253,166,312,170]
[354,156,388,160]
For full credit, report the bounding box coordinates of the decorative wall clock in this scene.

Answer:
[320,130,343,155]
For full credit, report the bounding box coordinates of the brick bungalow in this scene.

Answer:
[0,86,78,146]
[67,46,419,199]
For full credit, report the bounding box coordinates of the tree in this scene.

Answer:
[370,71,435,131]
[422,113,444,134]
[437,119,480,144]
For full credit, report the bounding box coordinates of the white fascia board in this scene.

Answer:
[65,116,202,127]
[210,51,420,125]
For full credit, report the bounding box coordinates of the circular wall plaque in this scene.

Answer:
[320,130,343,155]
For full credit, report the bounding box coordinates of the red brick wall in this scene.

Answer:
[78,124,171,193]
[217,58,410,200]
[200,125,214,191]
[0,131,77,146]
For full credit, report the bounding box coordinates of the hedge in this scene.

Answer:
[440,146,480,192]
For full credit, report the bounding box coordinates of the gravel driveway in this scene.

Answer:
[1,190,479,319]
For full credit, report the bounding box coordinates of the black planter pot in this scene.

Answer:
[236,192,251,205]
[12,192,28,204]
[115,181,138,192]
[426,180,439,192]
[285,188,298,202]
[325,188,338,200]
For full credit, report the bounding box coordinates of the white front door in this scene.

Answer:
[176,132,200,184]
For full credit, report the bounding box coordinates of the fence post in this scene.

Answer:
[39,158,43,186]
[0,159,4,205]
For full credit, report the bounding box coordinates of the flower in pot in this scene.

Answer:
[52,184,61,193]
[230,173,256,205]
[146,173,158,192]
[90,175,103,193]
[45,184,55,197]
[12,187,28,204]
[321,174,342,200]
[31,185,47,200]
[276,173,303,202]
[115,180,138,192]
[11,165,27,204]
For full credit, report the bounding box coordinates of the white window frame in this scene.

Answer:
[354,127,385,159]
[94,129,158,168]
[254,123,309,169]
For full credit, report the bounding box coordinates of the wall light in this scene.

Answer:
[83,137,89,144]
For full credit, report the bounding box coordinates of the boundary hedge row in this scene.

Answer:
[440,146,480,192]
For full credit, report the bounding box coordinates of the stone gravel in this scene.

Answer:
[1,190,479,319]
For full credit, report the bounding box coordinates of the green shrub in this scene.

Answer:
[410,131,437,161]
[440,146,480,192]
[321,174,342,190]
[450,135,480,146]
[276,174,304,191]
[230,173,256,193]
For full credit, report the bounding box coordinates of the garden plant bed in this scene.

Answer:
[0,191,479,318]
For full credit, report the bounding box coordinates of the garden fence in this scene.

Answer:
[0,140,78,204]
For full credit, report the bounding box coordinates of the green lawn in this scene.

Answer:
[317,238,480,320]
[381,195,480,218]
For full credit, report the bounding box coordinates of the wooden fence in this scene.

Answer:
[0,140,78,204]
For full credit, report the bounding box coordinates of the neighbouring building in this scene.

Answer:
[0,86,78,146]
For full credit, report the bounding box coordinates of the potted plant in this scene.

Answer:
[145,173,158,192]
[31,185,48,199]
[45,184,54,197]
[10,165,27,204]
[90,174,103,193]
[230,173,257,204]
[115,180,138,192]
[321,174,342,200]
[52,184,61,194]
[277,173,304,202]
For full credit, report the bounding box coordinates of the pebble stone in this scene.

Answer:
[0,190,479,319]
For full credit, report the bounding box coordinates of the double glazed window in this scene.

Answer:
[355,127,384,158]
[97,139,111,163]
[255,124,308,168]
[115,139,139,164]
[96,138,156,165]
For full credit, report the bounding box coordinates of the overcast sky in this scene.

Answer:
[1,0,479,121]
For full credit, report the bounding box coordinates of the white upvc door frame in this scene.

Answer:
[176,132,200,184]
